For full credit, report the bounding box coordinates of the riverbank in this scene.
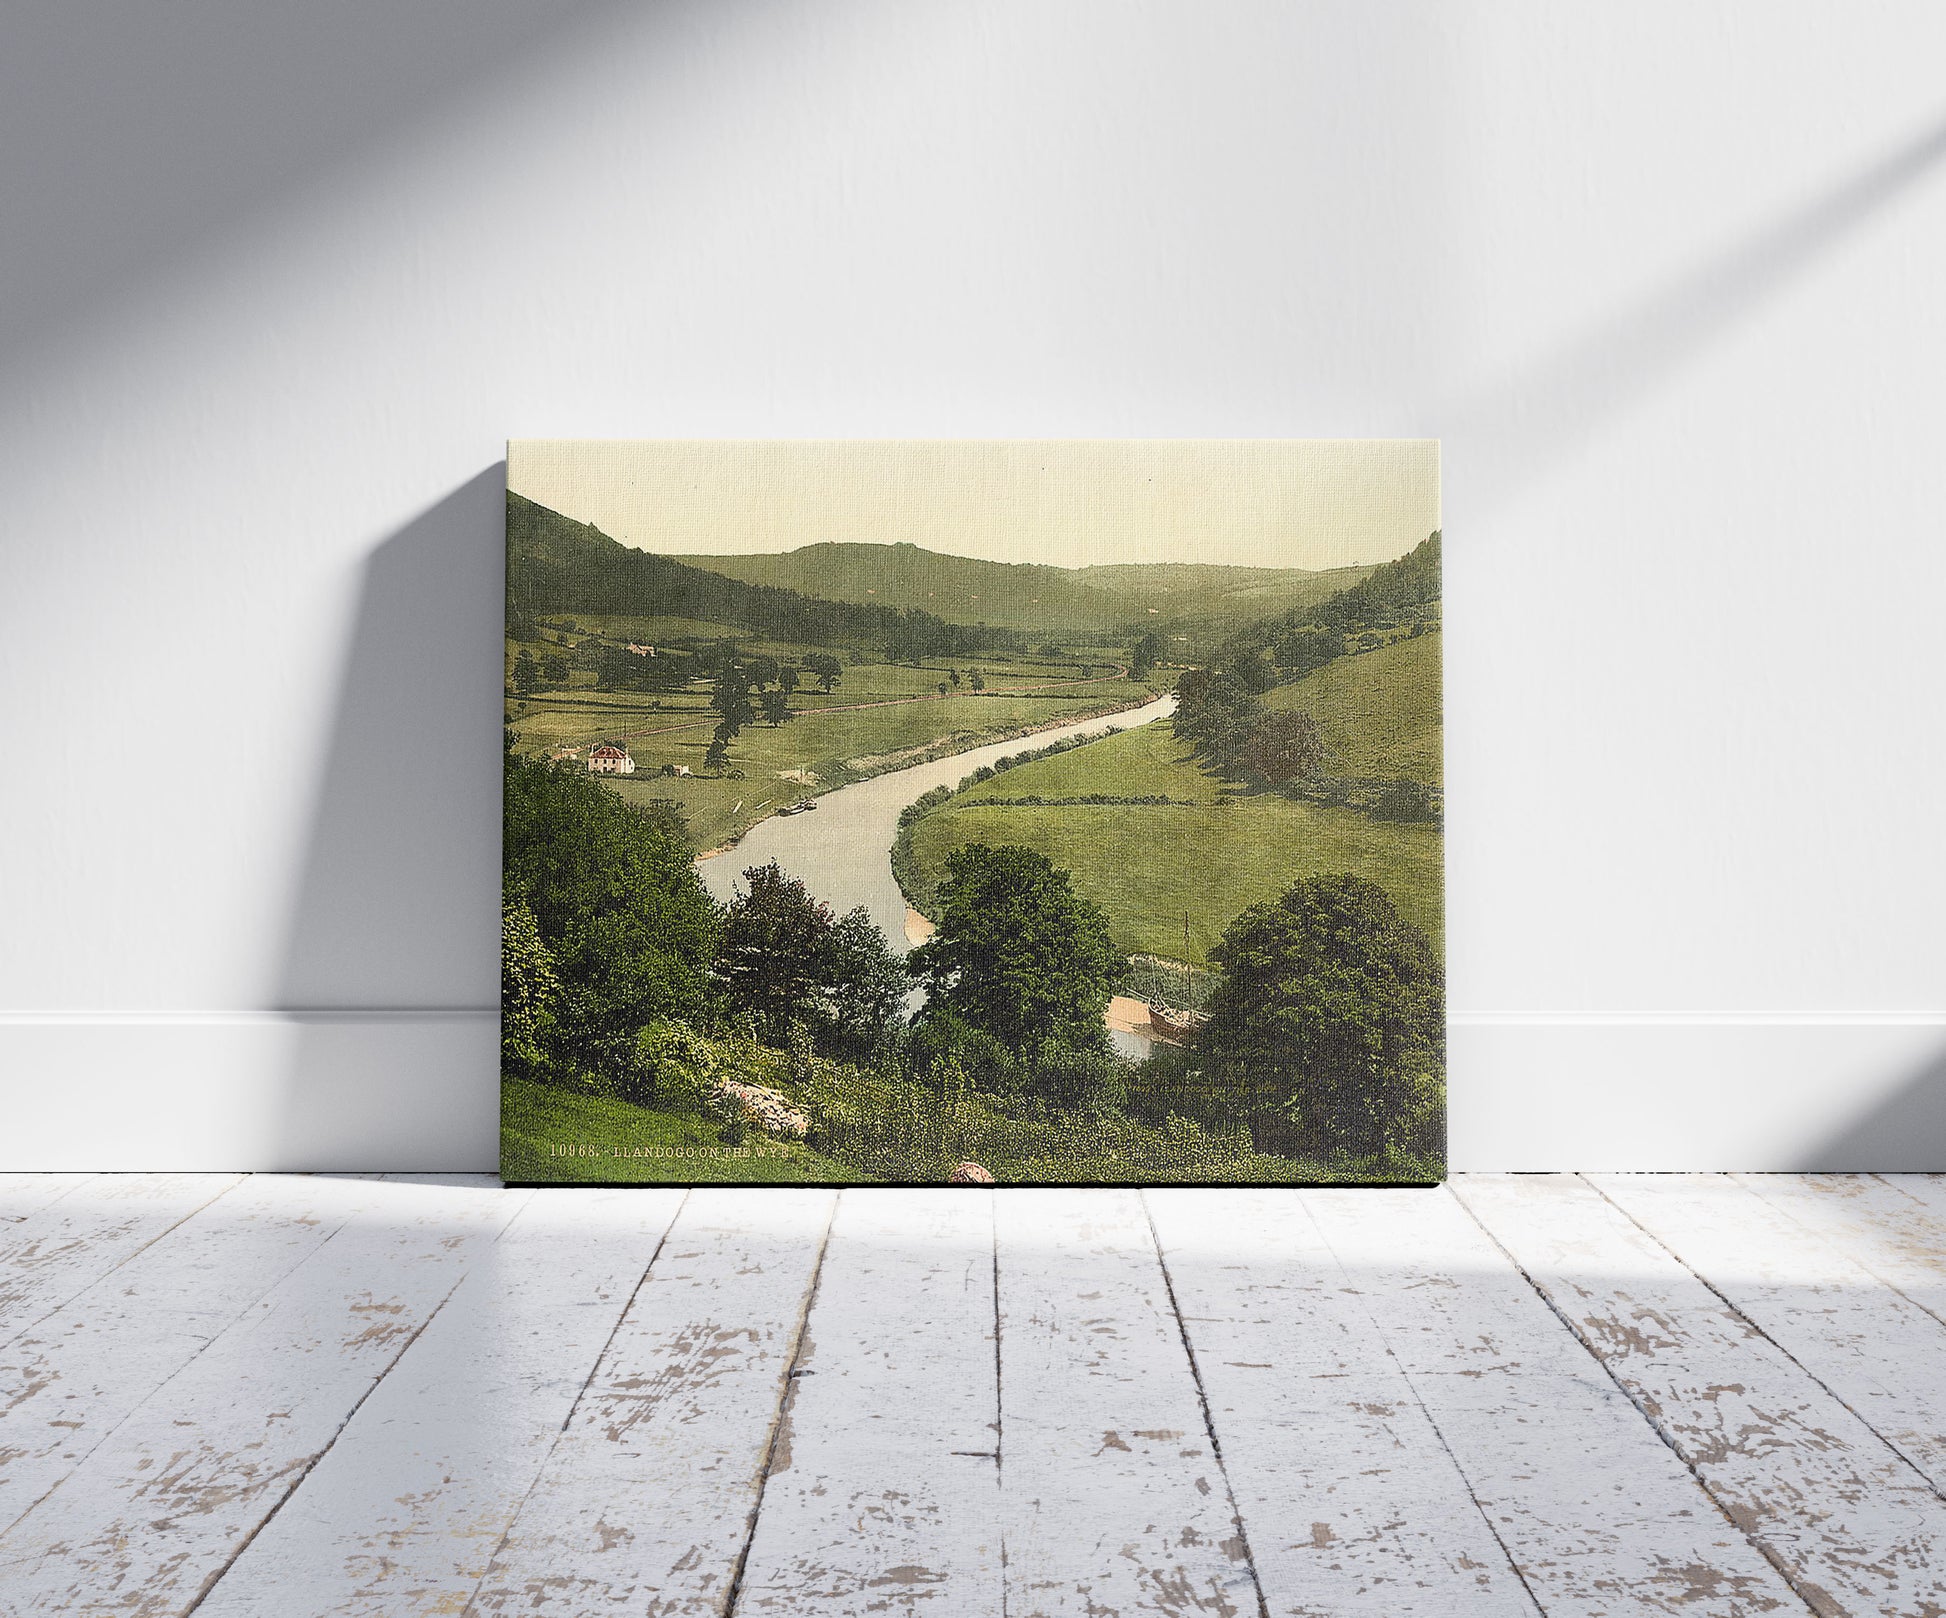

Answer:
[687,689,1163,865]
[695,694,1177,960]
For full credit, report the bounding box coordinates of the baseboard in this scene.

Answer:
[1448,1015,1946,1171]
[0,1012,499,1172]
[1,1012,1941,1172]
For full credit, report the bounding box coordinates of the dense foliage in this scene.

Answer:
[909,844,1120,1054]
[714,862,907,1060]
[502,739,718,1076]
[1201,873,1444,1169]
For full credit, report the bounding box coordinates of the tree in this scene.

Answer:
[1228,647,1279,693]
[805,652,842,692]
[501,899,558,1075]
[714,865,907,1056]
[540,653,568,685]
[711,663,755,736]
[1201,874,1444,1164]
[969,672,986,692]
[949,668,962,687]
[747,655,780,690]
[823,906,910,1061]
[779,665,800,694]
[704,734,731,771]
[909,844,1120,1057]
[1172,668,1263,769]
[594,646,635,691]
[512,649,540,695]
[1130,631,1163,678]
[640,652,692,692]
[1237,710,1326,785]
[714,863,838,1042]
[760,688,791,726]
[1374,779,1438,823]
[503,742,716,1076]
[1272,625,1339,677]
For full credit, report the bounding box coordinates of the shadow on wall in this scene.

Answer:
[272,468,506,1171]
[0,0,643,374]
[1448,111,1946,516]
[1796,1043,1946,1172]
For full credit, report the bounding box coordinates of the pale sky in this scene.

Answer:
[507,440,1439,572]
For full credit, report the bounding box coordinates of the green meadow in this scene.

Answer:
[502,1077,866,1184]
[902,633,1444,963]
[1264,629,1442,785]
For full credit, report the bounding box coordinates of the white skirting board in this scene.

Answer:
[0,1013,1941,1172]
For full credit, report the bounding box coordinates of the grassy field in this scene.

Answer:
[1265,628,1442,785]
[507,652,1158,851]
[903,641,1443,963]
[501,1077,869,1184]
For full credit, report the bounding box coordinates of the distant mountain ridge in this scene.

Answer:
[506,493,1001,655]
[671,541,1375,630]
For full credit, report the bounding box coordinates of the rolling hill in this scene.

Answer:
[1263,631,1443,786]
[506,493,1000,654]
[670,542,1373,631]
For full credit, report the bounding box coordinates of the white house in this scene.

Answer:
[587,742,636,776]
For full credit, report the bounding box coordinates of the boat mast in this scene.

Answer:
[1184,911,1192,1012]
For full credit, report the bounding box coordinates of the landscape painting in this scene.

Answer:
[502,440,1443,1185]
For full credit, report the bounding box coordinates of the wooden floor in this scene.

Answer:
[2,1177,1945,1615]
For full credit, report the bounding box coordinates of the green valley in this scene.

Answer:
[672,541,1371,632]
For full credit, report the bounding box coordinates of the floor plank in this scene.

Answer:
[0,1175,96,1223]
[465,1187,836,1616]
[1734,1175,1946,1324]
[732,1188,1003,1615]
[1593,1173,1946,1499]
[0,1176,526,1616]
[189,1186,686,1617]
[0,1174,245,1347]
[1306,1186,1805,1616]
[6,1175,1938,1616]
[1459,1173,1946,1617]
[995,1187,1261,1618]
[1147,1188,1539,1617]
[0,1175,399,1536]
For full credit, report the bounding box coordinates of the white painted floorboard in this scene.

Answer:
[0,1174,1940,1617]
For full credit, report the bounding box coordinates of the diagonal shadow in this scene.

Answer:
[1450,111,1946,514]
[0,0,650,373]
[1794,1042,1946,1172]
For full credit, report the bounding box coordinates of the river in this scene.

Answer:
[695,693,1177,1057]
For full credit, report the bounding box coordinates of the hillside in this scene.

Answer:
[506,493,1001,655]
[671,542,1372,630]
[1264,630,1443,785]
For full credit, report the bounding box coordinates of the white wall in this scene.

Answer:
[5,1,1943,1171]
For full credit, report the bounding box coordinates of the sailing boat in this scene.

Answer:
[1147,912,1210,1043]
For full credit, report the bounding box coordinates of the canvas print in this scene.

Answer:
[502,441,1443,1185]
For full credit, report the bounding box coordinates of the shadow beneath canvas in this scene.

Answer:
[269,469,507,1171]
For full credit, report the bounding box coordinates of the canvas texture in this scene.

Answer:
[502,441,1444,1185]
